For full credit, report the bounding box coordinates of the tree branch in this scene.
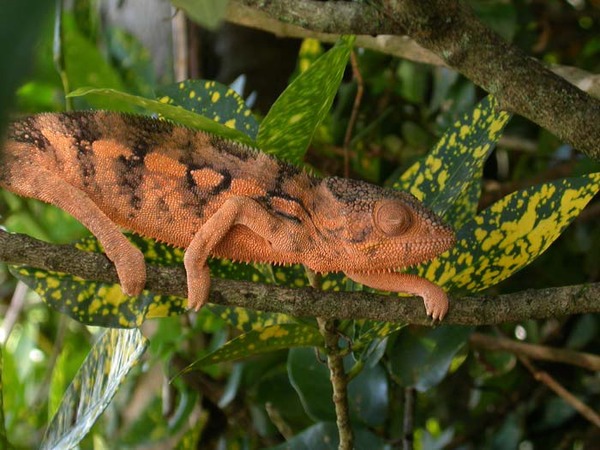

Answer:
[226,2,445,65]
[1,229,599,325]
[469,333,600,372]
[230,0,600,160]
[318,318,353,449]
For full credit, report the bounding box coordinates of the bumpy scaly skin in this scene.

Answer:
[0,112,455,319]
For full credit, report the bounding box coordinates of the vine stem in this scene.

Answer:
[317,317,354,450]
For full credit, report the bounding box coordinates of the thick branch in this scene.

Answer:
[226,2,444,65]
[1,229,599,325]
[232,0,600,160]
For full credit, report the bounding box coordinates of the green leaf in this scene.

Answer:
[62,15,128,110]
[393,96,511,222]
[389,326,472,392]
[67,87,255,145]
[266,422,390,450]
[105,27,156,98]
[182,324,323,371]
[347,362,389,427]
[41,329,148,449]
[353,321,405,352]
[0,0,53,128]
[209,305,296,333]
[421,172,600,292]
[288,347,389,426]
[172,0,230,30]
[156,79,259,139]
[257,36,355,164]
[294,38,325,76]
[10,233,188,328]
[288,347,335,422]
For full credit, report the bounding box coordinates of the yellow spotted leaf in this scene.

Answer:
[179,324,323,372]
[393,96,511,225]
[155,79,258,139]
[257,36,355,164]
[10,266,187,328]
[418,172,600,292]
[68,87,254,145]
[41,329,147,449]
[210,305,296,333]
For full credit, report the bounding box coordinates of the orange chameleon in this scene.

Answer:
[0,112,455,319]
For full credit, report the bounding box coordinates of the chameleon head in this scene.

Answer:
[314,177,455,272]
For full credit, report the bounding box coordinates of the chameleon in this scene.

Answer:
[0,111,455,320]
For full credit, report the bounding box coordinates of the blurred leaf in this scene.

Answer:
[288,347,389,426]
[389,326,472,391]
[172,0,230,30]
[491,413,522,450]
[295,38,324,75]
[258,36,354,164]
[471,1,518,41]
[266,422,390,450]
[67,87,255,145]
[119,384,199,447]
[62,15,128,110]
[347,362,388,427]
[174,416,205,450]
[429,67,460,112]
[393,95,511,222]
[156,79,259,139]
[255,370,312,430]
[41,329,148,450]
[105,27,156,97]
[423,173,600,292]
[288,347,335,422]
[397,61,429,104]
[0,0,53,128]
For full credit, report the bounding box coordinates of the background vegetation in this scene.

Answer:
[0,0,599,448]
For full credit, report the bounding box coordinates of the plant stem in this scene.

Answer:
[317,318,354,450]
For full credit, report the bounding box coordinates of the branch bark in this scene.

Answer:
[469,333,600,372]
[230,0,600,160]
[1,229,599,325]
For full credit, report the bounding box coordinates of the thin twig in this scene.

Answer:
[519,356,600,428]
[343,50,364,179]
[317,318,354,450]
[470,333,600,372]
[52,0,71,111]
[171,7,189,82]
[0,281,28,345]
[265,402,294,440]
[403,387,415,450]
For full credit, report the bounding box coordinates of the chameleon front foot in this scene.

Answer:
[183,259,212,311]
[345,271,450,321]
[422,288,449,321]
[113,247,147,297]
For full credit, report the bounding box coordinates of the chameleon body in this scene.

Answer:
[1,112,455,319]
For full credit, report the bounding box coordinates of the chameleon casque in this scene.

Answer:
[0,112,455,319]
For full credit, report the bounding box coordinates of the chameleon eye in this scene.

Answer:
[374,200,412,236]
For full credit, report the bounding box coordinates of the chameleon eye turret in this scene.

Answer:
[373,200,413,236]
